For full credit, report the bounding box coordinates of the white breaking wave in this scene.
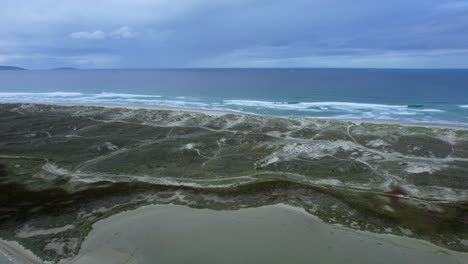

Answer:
[92,92,162,99]
[460,105,468,108]
[0,92,216,111]
[0,92,163,104]
[0,92,458,124]
[224,100,406,109]
[223,100,444,114]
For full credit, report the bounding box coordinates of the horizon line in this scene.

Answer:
[2,66,468,71]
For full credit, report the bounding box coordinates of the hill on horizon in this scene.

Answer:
[0,66,26,70]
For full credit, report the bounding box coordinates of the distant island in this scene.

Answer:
[0,66,26,70]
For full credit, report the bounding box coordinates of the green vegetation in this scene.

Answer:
[0,103,467,262]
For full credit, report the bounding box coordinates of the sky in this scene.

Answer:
[1,0,468,69]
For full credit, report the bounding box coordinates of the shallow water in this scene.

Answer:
[0,253,14,264]
[72,204,467,264]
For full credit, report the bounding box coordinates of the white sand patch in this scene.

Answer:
[44,238,79,256]
[266,131,283,137]
[400,227,413,236]
[44,239,65,255]
[314,179,343,186]
[255,155,279,168]
[17,224,75,238]
[65,135,82,138]
[282,141,355,159]
[382,205,395,212]
[366,139,389,148]
[42,163,69,176]
[103,142,118,151]
[256,141,356,167]
[96,142,119,151]
[405,162,446,174]
[10,104,43,113]
[78,207,113,219]
[439,131,458,145]
[221,115,246,129]
[182,143,195,150]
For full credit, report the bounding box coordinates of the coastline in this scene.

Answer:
[2,203,467,264]
[5,102,468,131]
[0,239,43,264]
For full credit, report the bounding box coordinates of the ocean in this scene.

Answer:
[0,69,467,125]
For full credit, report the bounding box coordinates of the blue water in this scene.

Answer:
[0,252,14,264]
[0,69,467,125]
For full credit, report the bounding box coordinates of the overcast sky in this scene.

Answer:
[1,0,468,69]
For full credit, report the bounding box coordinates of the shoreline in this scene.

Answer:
[5,102,468,131]
[2,203,467,264]
[67,203,468,264]
[0,239,43,264]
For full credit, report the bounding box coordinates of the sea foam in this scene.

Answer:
[0,92,460,125]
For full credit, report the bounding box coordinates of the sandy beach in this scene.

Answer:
[0,239,42,264]
[24,102,468,130]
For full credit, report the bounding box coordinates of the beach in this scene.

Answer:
[0,239,42,264]
[14,101,468,131]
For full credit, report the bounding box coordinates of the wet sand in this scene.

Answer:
[68,204,467,264]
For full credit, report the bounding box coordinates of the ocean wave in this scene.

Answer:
[412,109,444,113]
[92,92,162,99]
[223,100,408,110]
[0,92,460,124]
[222,100,444,113]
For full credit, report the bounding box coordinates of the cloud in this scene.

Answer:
[69,27,136,40]
[1,0,468,68]
[69,30,106,40]
[191,45,468,68]
[109,26,136,39]
[1,0,250,29]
